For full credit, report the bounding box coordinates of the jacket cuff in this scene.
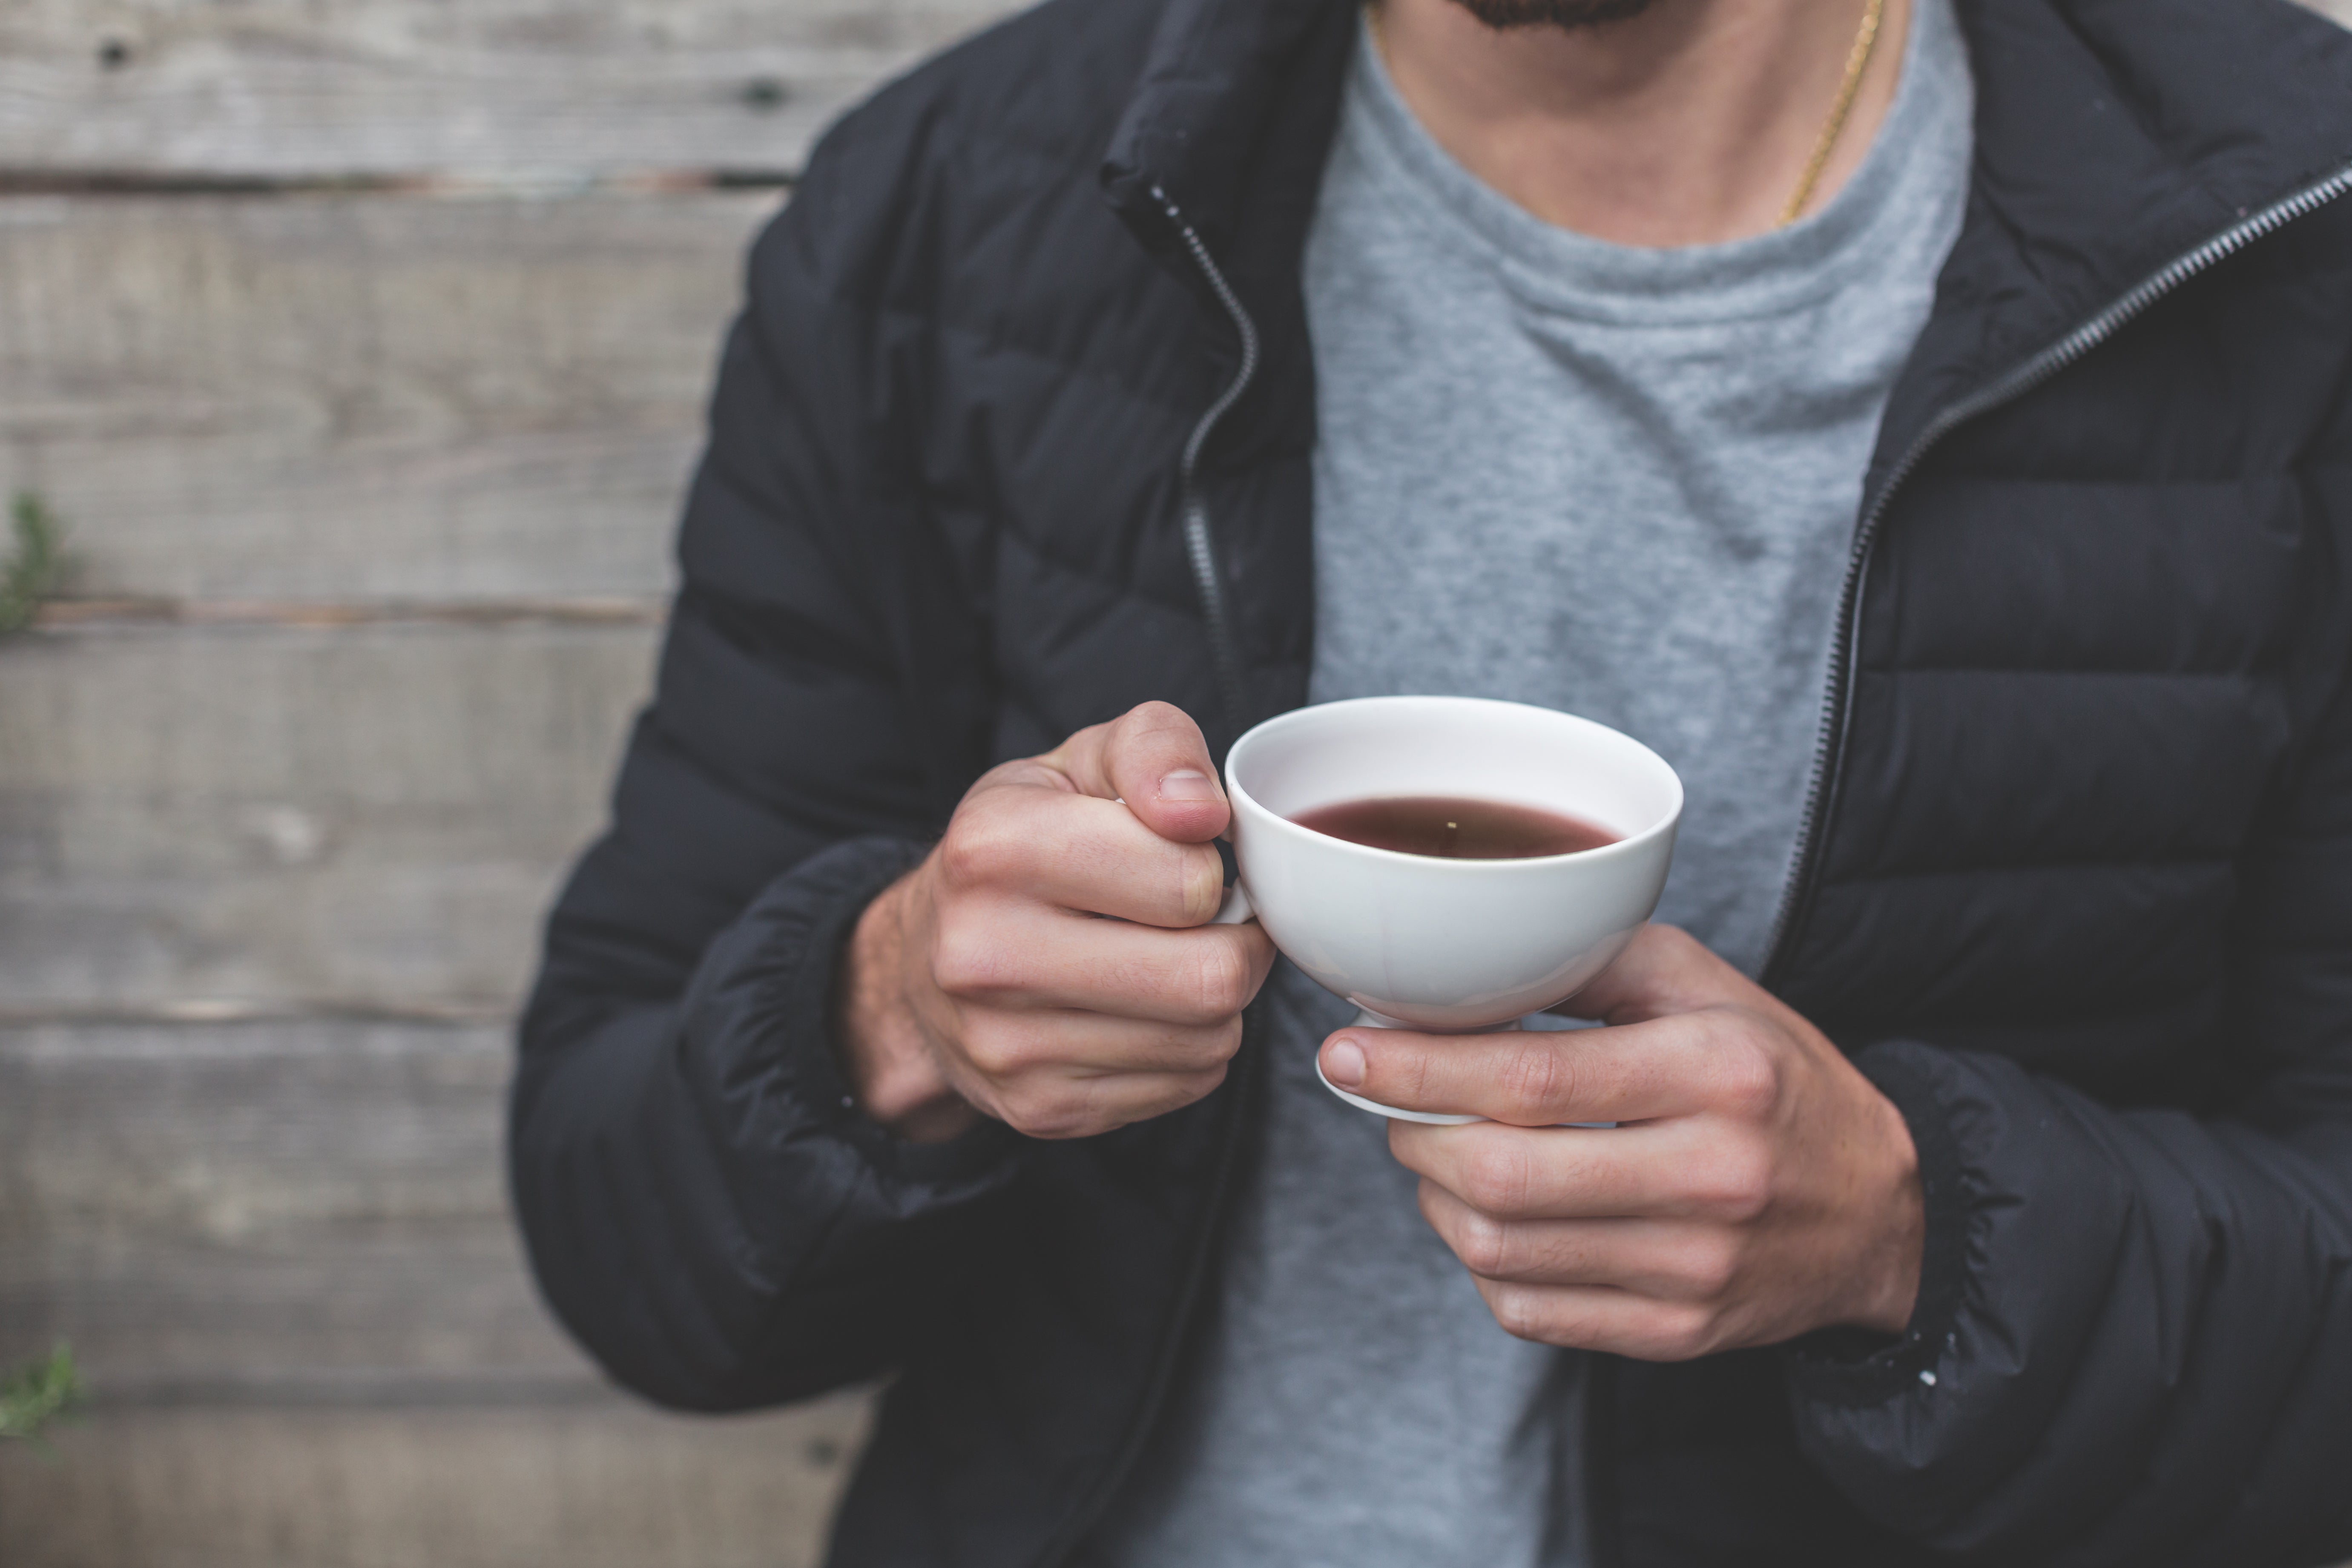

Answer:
[1781,1039,1971,1406]
[680,835,1018,1195]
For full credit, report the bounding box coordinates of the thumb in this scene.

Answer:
[1048,700,1229,844]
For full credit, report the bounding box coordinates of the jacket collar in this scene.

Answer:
[1100,0,2352,380]
[1099,0,1349,256]
[1880,0,2352,457]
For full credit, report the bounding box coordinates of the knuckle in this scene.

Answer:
[1487,1284,1551,1344]
[957,1021,1034,1081]
[1620,1305,1706,1363]
[937,812,1019,891]
[1657,1305,1721,1361]
[1120,700,1195,748]
[1164,1063,1231,1112]
[1711,1030,1783,1118]
[1190,940,1255,1019]
[1002,1101,1081,1140]
[1126,699,1189,732]
[1680,1237,1743,1301]
[1499,1040,1570,1117]
[998,1083,1098,1141]
[1692,1144,1774,1223]
[929,916,1013,1002]
[1454,1212,1515,1279]
[1179,847,1226,925]
[1459,1146,1531,1218]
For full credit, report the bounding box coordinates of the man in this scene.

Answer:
[508,0,2352,1562]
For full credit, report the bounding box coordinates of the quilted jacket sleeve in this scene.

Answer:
[507,117,1020,1412]
[1784,488,2352,1562]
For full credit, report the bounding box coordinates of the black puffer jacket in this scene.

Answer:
[510,1,2352,1562]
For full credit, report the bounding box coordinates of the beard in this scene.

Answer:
[1445,0,1658,28]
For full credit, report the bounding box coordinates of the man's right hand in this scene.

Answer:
[836,702,1277,1143]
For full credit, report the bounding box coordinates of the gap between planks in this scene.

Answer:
[0,1000,516,1030]
[75,1370,621,1413]
[0,167,795,198]
[29,597,666,631]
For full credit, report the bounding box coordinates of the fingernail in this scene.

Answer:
[1159,769,1221,802]
[1324,1036,1367,1088]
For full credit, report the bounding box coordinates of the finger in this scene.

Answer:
[958,1060,1233,1142]
[1469,1277,1723,1361]
[1549,923,1757,1026]
[1320,1016,1727,1125]
[955,1001,1250,1080]
[943,785,1228,927]
[1046,701,1229,845]
[1387,1117,1772,1224]
[1416,1182,1738,1302]
[933,893,1275,1025]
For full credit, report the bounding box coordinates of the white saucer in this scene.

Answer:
[1314,1051,1620,1130]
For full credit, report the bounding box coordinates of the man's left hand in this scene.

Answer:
[1318,924,1924,1359]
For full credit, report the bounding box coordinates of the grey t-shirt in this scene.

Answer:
[1091,6,1972,1565]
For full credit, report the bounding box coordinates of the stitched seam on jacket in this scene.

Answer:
[1821,854,2238,885]
[1857,665,2280,680]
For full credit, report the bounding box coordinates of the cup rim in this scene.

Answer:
[1224,695,1684,873]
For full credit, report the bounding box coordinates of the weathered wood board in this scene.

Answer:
[0,0,1016,178]
[0,621,654,1013]
[0,3,969,1563]
[0,190,773,602]
[0,1017,885,1568]
[0,0,2335,189]
[0,1396,871,1568]
[0,1019,588,1394]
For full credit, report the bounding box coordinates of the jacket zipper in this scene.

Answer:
[1029,192,1270,1568]
[1155,185,1261,731]
[1035,1004,1268,1568]
[1758,161,2352,984]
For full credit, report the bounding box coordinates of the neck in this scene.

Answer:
[1370,0,1913,247]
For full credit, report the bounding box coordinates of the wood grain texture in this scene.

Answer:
[0,1018,885,1566]
[0,622,653,1013]
[0,1397,870,1568]
[0,0,2331,189]
[0,1019,580,1394]
[0,0,1015,178]
[0,190,774,602]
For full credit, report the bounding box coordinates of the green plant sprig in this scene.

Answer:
[0,491,72,635]
[0,1345,83,1447]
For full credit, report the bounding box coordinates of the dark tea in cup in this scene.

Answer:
[1289,795,1620,861]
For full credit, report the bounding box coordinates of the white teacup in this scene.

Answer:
[1214,696,1683,1123]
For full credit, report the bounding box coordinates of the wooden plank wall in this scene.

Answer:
[6,3,2350,1565]
[0,3,1011,1563]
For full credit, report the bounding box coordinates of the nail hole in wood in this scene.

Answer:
[98,38,132,69]
[741,77,788,111]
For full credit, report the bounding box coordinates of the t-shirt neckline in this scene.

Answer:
[1342,0,1963,326]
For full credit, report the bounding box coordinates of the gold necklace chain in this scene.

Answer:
[1363,0,1887,233]
[1778,0,1887,227]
